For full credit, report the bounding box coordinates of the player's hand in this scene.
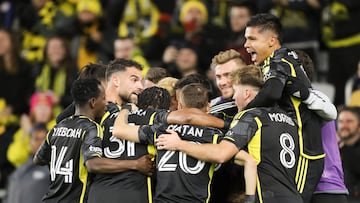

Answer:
[285,76,310,100]
[156,129,181,151]
[136,154,155,176]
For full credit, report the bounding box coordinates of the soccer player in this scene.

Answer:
[89,87,170,202]
[209,49,247,203]
[293,50,348,203]
[243,13,334,202]
[113,83,224,203]
[156,65,303,203]
[34,78,154,203]
[88,59,156,203]
[210,49,246,123]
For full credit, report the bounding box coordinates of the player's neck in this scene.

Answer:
[74,106,95,120]
[106,92,123,105]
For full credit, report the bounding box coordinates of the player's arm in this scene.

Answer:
[156,129,238,163]
[113,108,141,142]
[33,133,51,165]
[84,125,155,175]
[85,155,154,176]
[113,107,227,142]
[303,89,337,120]
[233,150,257,198]
[167,108,226,129]
[286,76,337,120]
[245,77,284,109]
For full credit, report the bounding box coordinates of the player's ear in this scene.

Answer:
[89,97,97,109]
[206,102,210,113]
[269,34,278,47]
[112,74,120,87]
[177,101,183,110]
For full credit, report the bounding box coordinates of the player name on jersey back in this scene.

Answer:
[268,112,295,126]
[167,124,204,137]
[52,127,83,138]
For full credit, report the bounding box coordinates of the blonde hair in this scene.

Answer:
[230,65,263,88]
[157,77,179,97]
[211,49,245,70]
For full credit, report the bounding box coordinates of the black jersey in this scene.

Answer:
[248,48,325,202]
[35,115,103,203]
[88,102,168,203]
[210,97,238,124]
[224,107,303,203]
[139,123,223,203]
[209,97,245,203]
[248,47,324,158]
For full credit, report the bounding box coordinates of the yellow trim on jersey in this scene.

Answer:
[148,112,157,155]
[300,158,308,193]
[248,117,262,165]
[146,111,157,203]
[295,156,309,193]
[206,133,219,203]
[149,112,156,125]
[282,58,325,160]
[79,148,88,203]
[281,58,296,76]
[146,177,153,203]
[100,111,110,126]
[247,117,262,202]
[256,176,263,203]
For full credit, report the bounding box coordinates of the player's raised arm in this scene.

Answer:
[112,108,141,143]
[167,108,227,129]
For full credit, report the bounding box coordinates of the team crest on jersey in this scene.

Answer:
[288,50,298,59]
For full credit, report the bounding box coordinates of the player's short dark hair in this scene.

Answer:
[71,78,102,106]
[78,63,107,81]
[246,13,283,44]
[137,86,171,110]
[106,58,143,81]
[174,74,213,100]
[295,50,314,82]
[179,83,209,109]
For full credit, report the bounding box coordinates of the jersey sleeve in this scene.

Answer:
[138,125,156,144]
[153,110,169,125]
[34,131,52,164]
[223,112,258,150]
[246,58,292,109]
[138,123,167,145]
[82,124,103,162]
